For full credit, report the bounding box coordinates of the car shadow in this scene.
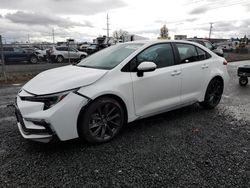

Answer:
[24,103,214,154]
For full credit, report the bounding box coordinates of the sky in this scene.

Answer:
[0,0,249,43]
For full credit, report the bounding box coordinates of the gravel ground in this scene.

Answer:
[0,61,249,187]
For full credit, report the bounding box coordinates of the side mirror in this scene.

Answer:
[137,61,157,77]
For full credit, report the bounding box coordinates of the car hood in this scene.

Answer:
[23,65,108,95]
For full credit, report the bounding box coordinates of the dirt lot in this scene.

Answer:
[224,52,250,62]
[0,61,249,187]
[0,62,68,84]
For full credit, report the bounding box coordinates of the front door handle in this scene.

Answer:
[171,70,181,76]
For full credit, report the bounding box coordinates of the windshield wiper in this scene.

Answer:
[76,65,93,68]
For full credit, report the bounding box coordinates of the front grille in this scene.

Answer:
[15,106,53,135]
[15,107,27,132]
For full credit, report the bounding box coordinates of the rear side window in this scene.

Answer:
[176,43,198,63]
[196,47,211,60]
[56,47,68,51]
[136,43,175,69]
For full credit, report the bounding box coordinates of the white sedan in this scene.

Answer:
[15,40,229,143]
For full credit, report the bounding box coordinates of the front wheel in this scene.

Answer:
[78,97,125,144]
[200,79,224,109]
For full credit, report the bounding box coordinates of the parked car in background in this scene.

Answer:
[78,43,91,52]
[86,43,99,55]
[35,49,47,61]
[15,40,229,144]
[2,46,39,64]
[187,38,224,57]
[50,46,87,63]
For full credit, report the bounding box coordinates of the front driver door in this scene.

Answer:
[131,43,181,117]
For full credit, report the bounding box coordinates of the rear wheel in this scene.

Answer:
[29,56,38,64]
[239,76,248,86]
[56,55,64,63]
[200,78,223,109]
[78,97,125,143]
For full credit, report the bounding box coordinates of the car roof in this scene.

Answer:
[126,39,206,46]
[187,38,210,42]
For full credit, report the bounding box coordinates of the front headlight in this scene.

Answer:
[20,88,79,110]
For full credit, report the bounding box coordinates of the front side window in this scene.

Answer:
[69,48,77,52]
[176,43,198,63]
[14,48,24,53]
[136,43,175,69]
[77,43,144,70]
[3,47,13,51]
[56,47,62,51]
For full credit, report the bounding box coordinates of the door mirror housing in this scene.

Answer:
[137,61,157,77]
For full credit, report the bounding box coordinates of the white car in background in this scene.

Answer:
[15,40,229,143]
[35,49,47,61]
[50,46,87,63]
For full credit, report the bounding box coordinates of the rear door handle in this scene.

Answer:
[202,64,209,69]
[171,70,181,76]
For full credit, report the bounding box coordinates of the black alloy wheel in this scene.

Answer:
[79,97,125,143]
[200,79,223,109]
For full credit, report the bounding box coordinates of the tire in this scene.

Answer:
[78,97,125,144]
[56,55,64,63]
[29,56,38,64]
[239,76,248,86]
[80,55,86,60]
[200,78,224,109]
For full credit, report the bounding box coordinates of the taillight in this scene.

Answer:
[223,59,228,65]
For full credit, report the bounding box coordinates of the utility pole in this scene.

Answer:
[52,28,55,44]
[0,35,7,82]
[105,14,110,38]
[209,23,213,39]
[28,34,30,43]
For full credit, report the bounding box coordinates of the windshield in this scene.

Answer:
[77,43,144,70]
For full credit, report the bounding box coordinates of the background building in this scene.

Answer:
[174,35,187,40]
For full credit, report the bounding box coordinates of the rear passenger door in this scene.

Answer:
[174,43,211,103]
